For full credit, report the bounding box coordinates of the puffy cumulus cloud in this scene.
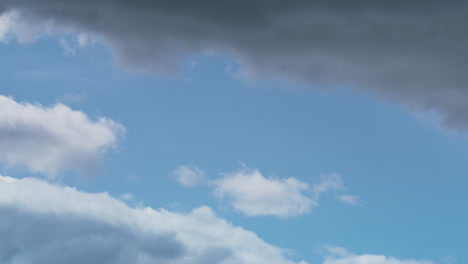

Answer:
[322,246,433,264]
[0,95,124,177]
[0,175,307,264]
[212,167,344,217]
[173,165,205,187]
[1,1,468,128]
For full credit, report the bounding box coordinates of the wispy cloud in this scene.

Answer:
[312,173,345,199]
[322,246,433,264]
[172,165,205,187]
[338,195,363,206]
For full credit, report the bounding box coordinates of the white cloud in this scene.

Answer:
[173,166,205,187]
[338,195,362,206]
[312,173,345,198]
[0,9,94,52]
[120,193,134,201]
[212,167,345,218]
[0,175,306,264]
[0,95,124,177]
[323,246,433,264]
[0,10,14,42]
[0,10,53,43]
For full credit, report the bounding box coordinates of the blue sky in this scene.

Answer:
[0,2,467,264]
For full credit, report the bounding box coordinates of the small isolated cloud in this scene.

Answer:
[323,246,433,264]
[213,168,313,217]
[57,93,86,105]
[312,173,345,199]
[0,95,124,177]
[120,193,134,201]
[0,175,307,264]
[173,166,205,187]
[338,195,362,206]
[212,167,345,218]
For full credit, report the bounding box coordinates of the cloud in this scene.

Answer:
[0,95,124,177]
[312,173,345,199]
[58,37,76,56]
[338,195,362,206]
[0,175,307,264]
[0,9,52,43]
[56,92,86,105]
[0,9,13,41]
[323,246,433,264]
[173,165,205,187]
[1,1,468,128]
[212,167,345,217]
[120,193,134,201]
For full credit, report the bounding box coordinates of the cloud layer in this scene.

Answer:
[0,175,306,264]
[0,95,124,177]
[1,1,468,128]
[212,168,345,217]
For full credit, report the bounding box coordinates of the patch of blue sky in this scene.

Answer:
[1,37,467,264]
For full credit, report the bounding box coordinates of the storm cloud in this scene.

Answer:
[1,1,468,127]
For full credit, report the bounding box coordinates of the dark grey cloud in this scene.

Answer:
[1,0,468,128]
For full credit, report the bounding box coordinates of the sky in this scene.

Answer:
[0,1,467,264]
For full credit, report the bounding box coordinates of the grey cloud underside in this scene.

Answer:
[0,209,238,264]
[2,0,468,127]
[0,208,185,264]
[0,208,234,264]
[0,128,97,175]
